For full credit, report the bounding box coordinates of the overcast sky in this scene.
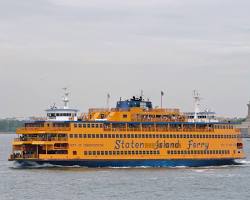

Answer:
[0,0,250,118]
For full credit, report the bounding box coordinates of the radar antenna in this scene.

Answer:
[50,103,57,109]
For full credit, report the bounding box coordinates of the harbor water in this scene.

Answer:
[0,133,250,200]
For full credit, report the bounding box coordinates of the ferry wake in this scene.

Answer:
[9,89,245,167]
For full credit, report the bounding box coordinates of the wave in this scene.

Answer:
[234,159,250,165]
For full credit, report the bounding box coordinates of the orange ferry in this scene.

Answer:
[9,89,245,167]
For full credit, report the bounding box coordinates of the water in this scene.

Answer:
[0,133,250,200]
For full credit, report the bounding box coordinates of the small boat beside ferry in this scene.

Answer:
[9,89,245,167]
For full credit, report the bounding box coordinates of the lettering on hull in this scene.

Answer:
[114,140,181,150]
[188,140,209,150]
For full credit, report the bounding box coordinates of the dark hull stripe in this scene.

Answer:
[14,159,239,168]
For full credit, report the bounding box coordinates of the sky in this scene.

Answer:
[0,0,250,118]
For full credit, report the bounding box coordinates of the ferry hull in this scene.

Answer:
[14,159,238,168]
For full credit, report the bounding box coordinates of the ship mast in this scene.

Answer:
[106,93,111,109]
[193,90,201,121]
[62,87,69,109]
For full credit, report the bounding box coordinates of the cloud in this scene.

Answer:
[0,0,250,117]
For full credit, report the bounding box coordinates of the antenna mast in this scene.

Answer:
[140,90,144,99]
[193,90,201,120]
[106,93,111,109]
[62,87,69,109]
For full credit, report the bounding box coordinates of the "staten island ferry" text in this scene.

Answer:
[114,140,181,150]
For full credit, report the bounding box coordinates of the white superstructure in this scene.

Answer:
[45,88,78,121]
[185,90,218,123]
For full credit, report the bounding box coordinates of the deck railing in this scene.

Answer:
[103,127,215,132]
[14,137,68,142]
[17,127,71,132]
[10,153,39,159]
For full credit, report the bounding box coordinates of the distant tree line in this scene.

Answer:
[234,118,247,123]
[0,119,24,132]
[219,117,246,124]
[228,118,246,124]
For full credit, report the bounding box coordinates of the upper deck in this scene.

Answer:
[86,96,187,122]
[16,120,239,135]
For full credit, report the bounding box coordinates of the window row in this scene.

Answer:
[69,133,238,139]
[167,149,230,155]
[83,150,160,156]
[48,113,76,117]
[74,123,103,128]
[74,123,234,130]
